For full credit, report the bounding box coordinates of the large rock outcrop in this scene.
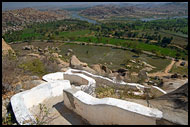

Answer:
[2,38,15,56]
[70,55,88,68]
[91,64,112,75]
[70,55,96,73]
[150,82,188,125]
[158,82,188,111]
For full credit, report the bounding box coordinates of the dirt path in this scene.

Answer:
[164,59,175,73]
[148,59,175,77]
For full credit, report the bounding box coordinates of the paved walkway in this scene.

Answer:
[29,95,88,125]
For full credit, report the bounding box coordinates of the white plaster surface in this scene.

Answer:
[11,80,71,125]
[152,86,167,94]
[42,72,64,82]
[63,89,163,125]
[63,72,96,96]
[11,68,165,125]
[42,68,167,94]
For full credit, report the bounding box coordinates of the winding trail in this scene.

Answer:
[164,59,176,73]
[148,59,176,77]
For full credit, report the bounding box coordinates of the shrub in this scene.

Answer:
[2,113,13,125]
[22,103,58,125]
[18,59,47,76]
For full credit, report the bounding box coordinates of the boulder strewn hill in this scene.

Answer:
[2,8,69,34]
[79,2,188,20]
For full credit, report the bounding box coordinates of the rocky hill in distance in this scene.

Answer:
[79,2,188,20]
[2,8,70,34]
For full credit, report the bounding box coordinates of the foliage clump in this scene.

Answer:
[18,59,47,76]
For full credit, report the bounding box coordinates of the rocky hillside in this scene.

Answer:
[150,82,188,125]
[2,38,15,55]
[2,8,70,34]
[158,82,188,111]
[80,5,136,18]
[79,2,188,19]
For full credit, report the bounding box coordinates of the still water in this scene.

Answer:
[71,11,188,24]
[71,11,98,24]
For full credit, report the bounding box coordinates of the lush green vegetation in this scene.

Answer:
[18,59,47,77]
[3,18,188,59]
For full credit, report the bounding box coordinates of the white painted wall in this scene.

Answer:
[11,80,71,125]
[11,69,165,125]
[42,72,64,82]
[42,68,167,95]
[63,89,163,125]
[63,72,96,96]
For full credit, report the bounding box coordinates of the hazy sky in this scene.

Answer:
[2,2,168,10]
[2,2,175,11]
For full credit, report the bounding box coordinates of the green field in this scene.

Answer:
[59,43,171,72]
[3,18,188,60]
[59,30,91,38]
[74,36,187,59]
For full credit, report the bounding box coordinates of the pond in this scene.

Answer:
[70,11,188,23]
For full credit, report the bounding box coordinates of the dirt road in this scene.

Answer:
[148,59,175,77]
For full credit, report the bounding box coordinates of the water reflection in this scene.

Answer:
[70,11,98,24]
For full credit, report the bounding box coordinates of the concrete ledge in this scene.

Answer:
[42,72,64,82]
[11,69,165,125]
[63,73,96,96]
[63,88,163,125]
[66,69,167,95]
[42,69,167,96]
[11,80,71,125]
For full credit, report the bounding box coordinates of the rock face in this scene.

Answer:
[68,49,73,53]
[138,70,148,81]
[70,55,96,74]
[2,104,7,119]
[56,58,69,67]
[52,53,59,58]
[27,53,41,58]
[91,64,112,74]
[70,55,88,68]
[22,45,34,50]
[2,38,15,55]
[151,82,188,125]
[101,65,112,73]
[51,53,69,68]
[91,64,104,74]
[158,82,188,111]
